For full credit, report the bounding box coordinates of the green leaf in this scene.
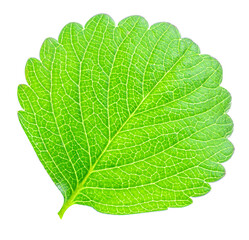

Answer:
[18,14,233,218]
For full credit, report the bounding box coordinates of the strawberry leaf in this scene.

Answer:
[18,14,233,218]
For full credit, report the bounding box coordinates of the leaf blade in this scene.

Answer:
[18,14,234,217]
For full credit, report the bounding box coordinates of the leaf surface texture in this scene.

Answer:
[18,14,233,217]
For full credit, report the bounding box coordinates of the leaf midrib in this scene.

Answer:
[58,42,194,218]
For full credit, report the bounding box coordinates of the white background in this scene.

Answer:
[0,0,248,239]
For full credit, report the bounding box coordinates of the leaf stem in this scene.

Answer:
[57,164,95,218]
[58,201,72,219]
